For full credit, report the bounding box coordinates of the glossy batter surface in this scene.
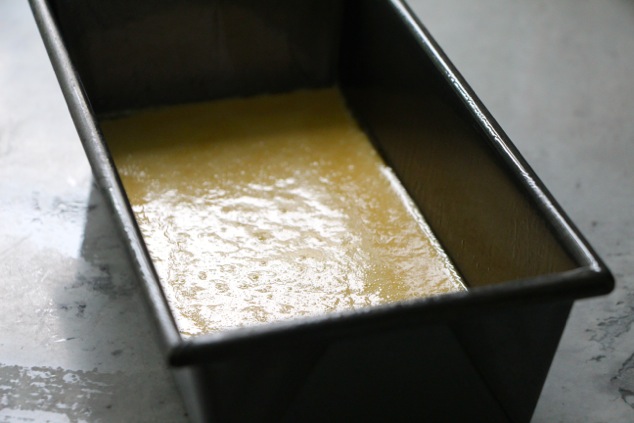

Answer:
[101,88,465,336]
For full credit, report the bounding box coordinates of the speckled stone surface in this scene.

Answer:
[1,0,632,422]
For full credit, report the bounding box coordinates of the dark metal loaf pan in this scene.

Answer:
[30,0,614,422]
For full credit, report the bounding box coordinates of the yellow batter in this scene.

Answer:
[101,88,465,337]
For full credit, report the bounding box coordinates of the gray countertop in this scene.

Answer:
[1,0,632,422]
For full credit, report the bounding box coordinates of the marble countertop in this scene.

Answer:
[1,0,632,422]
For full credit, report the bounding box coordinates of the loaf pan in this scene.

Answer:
[30,1,613,421]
